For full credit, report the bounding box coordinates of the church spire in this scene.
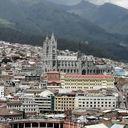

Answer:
[45,35,49,42]
[51,33,55,42]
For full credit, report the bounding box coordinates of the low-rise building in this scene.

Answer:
[0,107,23,120]
[75,92,118,110]
[7,101,22,111]
[47,71,61,89]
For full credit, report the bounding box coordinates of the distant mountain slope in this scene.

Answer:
[110,14,128,35]
[67,1,128,35]
[0,27,110,59]
[93,3,128,34]
[0,0,123,45]
[0,0,128,61]
[0,0,109,40]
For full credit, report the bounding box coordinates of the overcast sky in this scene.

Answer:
[89,0,128,8]
[51,0,128,8]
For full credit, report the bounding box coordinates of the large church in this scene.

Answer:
[42,34,112,75]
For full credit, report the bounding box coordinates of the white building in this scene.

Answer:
[35,90,54,113]
[19,94,39,114]
[0,86,4,98]
[39,80,47,89]
[42,34,112,75]
[75,93,118,110]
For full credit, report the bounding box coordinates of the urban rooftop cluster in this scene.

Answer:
[0,35,128,128]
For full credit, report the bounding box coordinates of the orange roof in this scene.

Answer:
[64,74,113,79]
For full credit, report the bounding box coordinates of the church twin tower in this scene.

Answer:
[42,33,57,72]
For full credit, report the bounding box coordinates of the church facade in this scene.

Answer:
[42,34,112,75]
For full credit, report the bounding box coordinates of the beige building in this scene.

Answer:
[60,74,115,90]
[54,93,75,112]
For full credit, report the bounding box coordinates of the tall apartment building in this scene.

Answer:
[60,74,115,90]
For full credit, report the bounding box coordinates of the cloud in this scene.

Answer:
[87,0,128,8]
[50,0,128,8]
[111,0,128,8]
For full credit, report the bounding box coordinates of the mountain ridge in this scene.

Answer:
[0,0,128,61]
[67,0,128,35]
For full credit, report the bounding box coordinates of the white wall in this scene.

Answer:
[0,86,4,98]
